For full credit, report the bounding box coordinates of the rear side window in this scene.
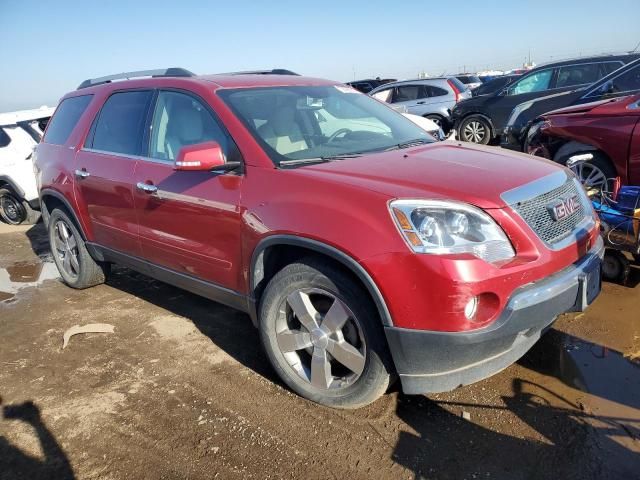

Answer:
[0,128,10,148]
[602,61,624,75]
[555,63,602,88]
[90,90,153,156]
[43,95,93,145]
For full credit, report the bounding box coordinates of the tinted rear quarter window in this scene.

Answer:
[423,85,449,97]
[90,90,153,156]
[44,95,93,145]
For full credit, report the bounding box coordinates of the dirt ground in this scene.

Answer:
[1,222,638,480]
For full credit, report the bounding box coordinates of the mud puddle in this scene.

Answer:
[525,330,640,473]
[0,260,59,303]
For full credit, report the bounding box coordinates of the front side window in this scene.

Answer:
[0,128,10,148]
[371,87,393,103]
[149,91,227,161]
[555,63,601,88]
[218,85,432,165]
[43,95,93,146]
[91,91,153,156]
[607,64,640,93]
[509,69,553,95]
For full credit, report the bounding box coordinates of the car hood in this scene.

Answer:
[290,142,564,209]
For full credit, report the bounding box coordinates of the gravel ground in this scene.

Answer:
[1,222,638,480]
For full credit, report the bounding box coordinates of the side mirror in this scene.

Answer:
[600,80,615,97]
[174,141,238,172]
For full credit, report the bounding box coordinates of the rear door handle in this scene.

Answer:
[416,101,427,105]
[136,182,158,194]
[74,168,90,179]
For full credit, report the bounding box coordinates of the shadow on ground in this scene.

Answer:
[0,399,75,480]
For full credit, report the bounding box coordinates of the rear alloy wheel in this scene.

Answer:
[48,208,109,289]
[459,116,491,144]
[259,259,392,408]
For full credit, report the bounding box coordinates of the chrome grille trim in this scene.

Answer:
[501,172,595,250]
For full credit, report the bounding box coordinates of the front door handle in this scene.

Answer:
[74,168,90,179]
[136,182,158,194]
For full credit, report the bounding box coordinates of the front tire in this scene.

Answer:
[48,208,109,289]
[259,259,392,409]
[0,188,40,225]
[458,116,492,144]
[559,151,616,191]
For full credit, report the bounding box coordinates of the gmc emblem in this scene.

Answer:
[547,195,580,221]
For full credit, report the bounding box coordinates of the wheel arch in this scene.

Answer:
[249,235,393,328]
[0,175,26,198]
[40,189,87,238]
[552,140,600,163]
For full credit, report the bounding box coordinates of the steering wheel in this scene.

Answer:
[327,128,352,143]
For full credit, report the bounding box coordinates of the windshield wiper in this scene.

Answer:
[320,153,362,161]
[279,158,332,167]
[382,138,431,152]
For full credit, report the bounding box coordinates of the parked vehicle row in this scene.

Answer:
[0,107,54,224]
[34,67,603,409]
[502,58,640,152]
[450,53,639,145]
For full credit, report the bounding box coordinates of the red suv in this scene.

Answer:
[35,68,603,408]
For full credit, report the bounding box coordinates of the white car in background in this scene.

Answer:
[401,113,446,140]
[0,106,54,224]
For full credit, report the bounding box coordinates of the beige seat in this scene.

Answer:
[257,106,307,155]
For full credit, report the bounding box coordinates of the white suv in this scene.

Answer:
[0,107,54,224]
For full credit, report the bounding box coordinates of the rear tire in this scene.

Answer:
[424,114,448,133]
[0,187,40,225]
[458,116,492,144]
[602,249,630,284]
[48,208,109,289]
[258,258,392,409]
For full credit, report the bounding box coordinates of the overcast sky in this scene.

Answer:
[1,0,639,111]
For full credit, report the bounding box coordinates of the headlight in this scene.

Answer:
[389,199,515,263]
[506,101,534,127]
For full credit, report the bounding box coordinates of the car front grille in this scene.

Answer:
[512,180,587,245]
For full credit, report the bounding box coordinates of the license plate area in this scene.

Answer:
[572,260,602,311]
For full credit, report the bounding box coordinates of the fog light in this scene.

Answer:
[464,297,478,320]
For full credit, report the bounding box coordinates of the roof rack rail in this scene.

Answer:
[221,68,300,76]
[77,68,195,90]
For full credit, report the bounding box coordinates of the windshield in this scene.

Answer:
[218,85,433,165]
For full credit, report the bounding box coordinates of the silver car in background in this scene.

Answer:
[369,77,471,132]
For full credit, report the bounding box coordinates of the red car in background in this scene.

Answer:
[527,94,640,188]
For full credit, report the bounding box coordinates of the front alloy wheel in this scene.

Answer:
[259,259,392,408]
[276,288,366,390]
[460,117,491,144]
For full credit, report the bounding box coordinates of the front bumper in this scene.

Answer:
[500,126,523,151]
[385,236,604,394]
